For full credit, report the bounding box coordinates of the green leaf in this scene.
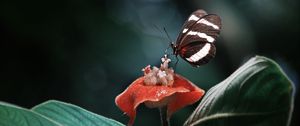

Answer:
[184,56,294,126]
[0,102,60,126]
[31,100,125,126]
[0,100,125,126]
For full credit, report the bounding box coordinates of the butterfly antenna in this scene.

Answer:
[163,27,173,45]
[153,24,172,54]
[152,24,164,37]
[163,27,180,70]
[163,27,173,55]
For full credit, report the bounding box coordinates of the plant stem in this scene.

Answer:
[159,106,170,126]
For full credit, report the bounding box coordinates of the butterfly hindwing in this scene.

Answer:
[179,42,216,67]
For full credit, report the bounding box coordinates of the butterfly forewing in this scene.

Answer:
[176,10,207,44]
[177,14,221,49]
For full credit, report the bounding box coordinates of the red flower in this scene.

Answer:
[115,56,205,126]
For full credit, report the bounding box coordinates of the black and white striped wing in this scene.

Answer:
[176,10,207,43]
[175,10,221,67]
[179,42,216,67]
[177,14,221,48]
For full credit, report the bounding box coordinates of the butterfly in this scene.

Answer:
[172,10,222,67]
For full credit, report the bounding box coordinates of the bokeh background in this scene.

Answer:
[0,0,299,125]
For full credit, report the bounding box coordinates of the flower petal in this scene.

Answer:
[167,74,205,118]
[115,76,190,125]
[115,77,143,125]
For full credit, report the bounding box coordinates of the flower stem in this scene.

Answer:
[159,106,170,126]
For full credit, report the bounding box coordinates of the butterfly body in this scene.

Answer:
[172,10,221,67]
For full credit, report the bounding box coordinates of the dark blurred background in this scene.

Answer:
[0,0,299,125]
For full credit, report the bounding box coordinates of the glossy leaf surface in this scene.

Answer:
[184,56,294,126]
